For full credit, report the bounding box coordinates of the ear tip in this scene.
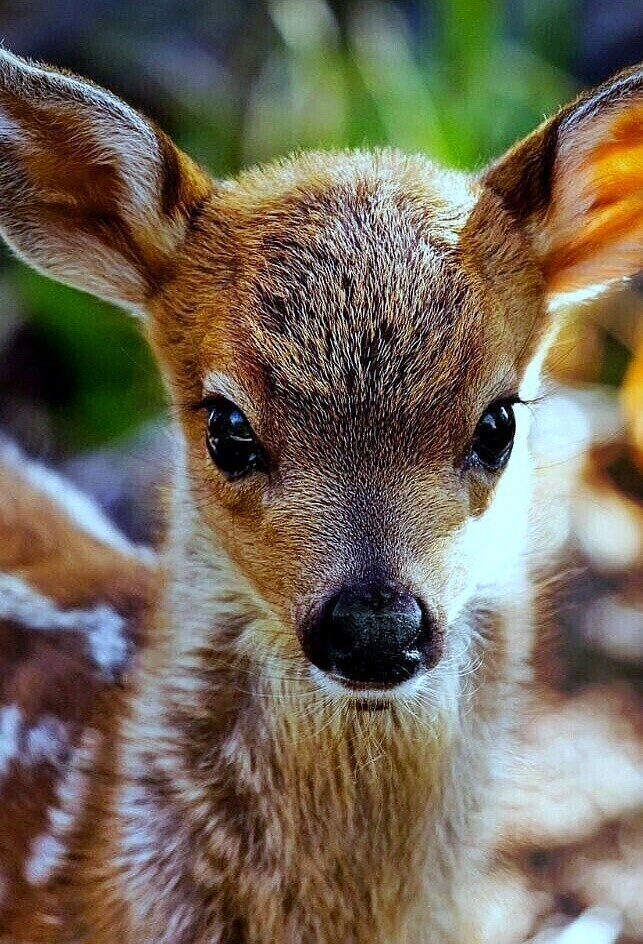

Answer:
[0,47,41,91]
[562,63,643,133]
[0,48,21,98]
[0,46,28,69]
[0,46,17,72]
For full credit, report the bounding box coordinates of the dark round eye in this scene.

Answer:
[205,398,264,480]
[469,401,516,471]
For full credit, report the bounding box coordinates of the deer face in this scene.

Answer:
[149,153,544,701]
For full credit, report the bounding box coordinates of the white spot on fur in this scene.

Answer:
[0,705,70,779]
[24,715,69,767]
[0,705,21,777]
[0,572,131,679]
[24,833,67,886]
[24,729,98,887]
[84,604,131,677]
[0,436,154,562]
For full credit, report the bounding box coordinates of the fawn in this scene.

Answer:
[0,47,640,943]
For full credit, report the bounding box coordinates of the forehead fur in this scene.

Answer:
[159,149,543,456]
[235,153,478,401]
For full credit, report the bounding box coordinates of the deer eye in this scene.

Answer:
[205,398,264,480]
[469,401,516,471]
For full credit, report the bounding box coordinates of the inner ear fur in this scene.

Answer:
[0,48,212,314]
[482,65,642,307]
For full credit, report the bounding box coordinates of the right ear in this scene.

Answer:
[0,49,213,316]
[481,65,642,310]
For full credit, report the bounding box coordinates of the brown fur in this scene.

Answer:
[0,50,640,943]
[0,443,157,940]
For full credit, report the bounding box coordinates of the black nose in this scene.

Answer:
[303,582,433,685]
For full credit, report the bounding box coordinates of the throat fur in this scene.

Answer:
[119,628,499,944]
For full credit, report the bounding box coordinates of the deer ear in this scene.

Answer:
[482,66,642,309]
[0,49,212,316]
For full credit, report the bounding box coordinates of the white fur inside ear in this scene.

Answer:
[0,50,167,233]
[535,84,643,297]
[546,281,614,313]
[0,49,190,313]
[24,232,150,318]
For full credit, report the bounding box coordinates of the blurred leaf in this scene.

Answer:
[12,268,164,450]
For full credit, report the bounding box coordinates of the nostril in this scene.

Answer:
[387,595,424,644]
[326,615,358,657]
[390,609,423,650]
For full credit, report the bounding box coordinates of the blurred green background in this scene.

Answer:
[0,0,640,455]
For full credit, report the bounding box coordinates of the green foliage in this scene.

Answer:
[237,0,576,169]
[12,268,164,450]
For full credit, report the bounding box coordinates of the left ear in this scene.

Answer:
[0,48,213,317]
[482,65,642,308]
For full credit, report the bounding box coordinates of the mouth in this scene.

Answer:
[353,699,391,712]
[310,666,423,708]
[334,679,398,691]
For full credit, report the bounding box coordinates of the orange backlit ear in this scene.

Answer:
[483,66,642,308]
[0,49,212,316]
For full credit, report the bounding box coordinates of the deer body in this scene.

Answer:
[0,49,640,943]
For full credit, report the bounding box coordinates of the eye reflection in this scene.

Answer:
[469,401,516,471]
[205,398,265,480]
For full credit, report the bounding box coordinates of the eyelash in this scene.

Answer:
[191,395,221,413]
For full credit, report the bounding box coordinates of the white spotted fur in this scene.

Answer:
[0,572,130,680]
